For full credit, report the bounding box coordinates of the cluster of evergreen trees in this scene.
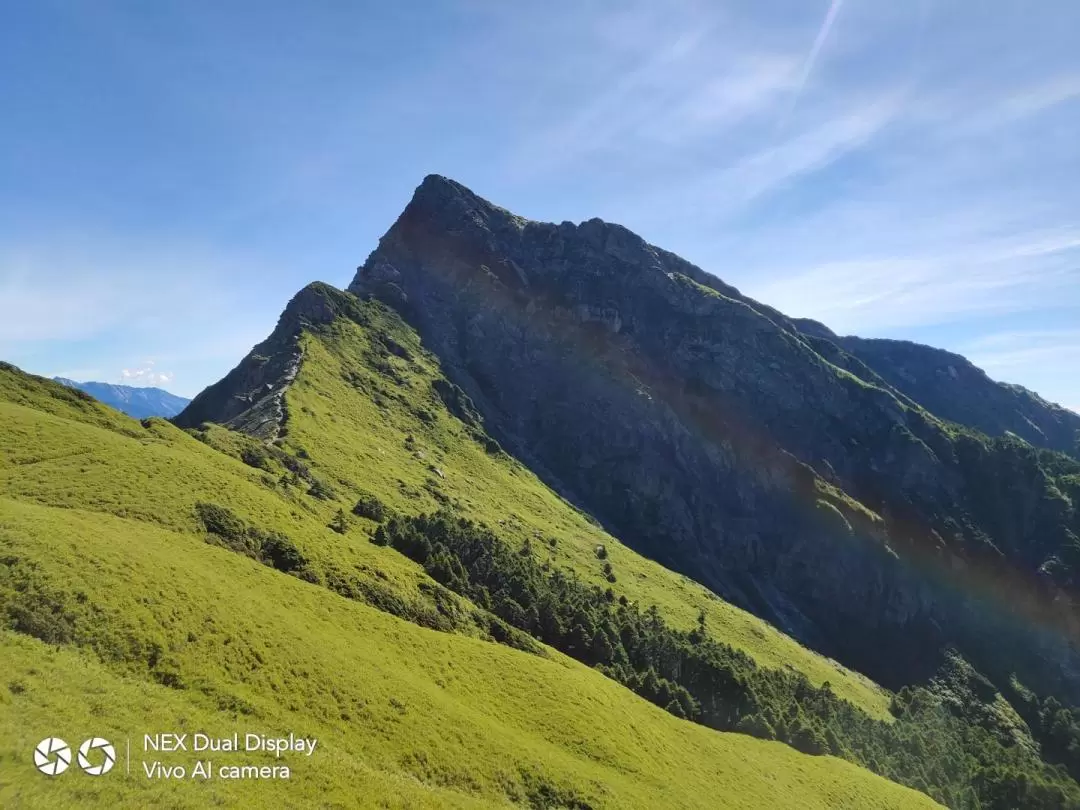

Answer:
[376,511,1080,810]
[1010,686,1080,784]
[195,502,307,574]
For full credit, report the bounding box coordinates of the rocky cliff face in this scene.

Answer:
[349,175,1080,695]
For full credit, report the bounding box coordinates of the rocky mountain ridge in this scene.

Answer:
[789,322,1080,459]
[346,175,1080,697]
[174,283,353,438]
[174,173,1080,703]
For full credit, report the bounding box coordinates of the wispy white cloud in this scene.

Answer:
[744,228,1080,334]
[613,94,901,227]
[959,329,1080,372]
[508,29,711,169]
[633,55,799,147]
[709,96,900,208]
[119,359,175,387]
[775,0,845,136]
[503,4,805,179]
[978,74,1080,129]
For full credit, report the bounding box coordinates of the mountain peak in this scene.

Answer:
[414,172,478,201]
[279,281,358,331]
[351,176,803,340]
[410,173,510,212]
[174,281,355,435]
[398,174,527,238]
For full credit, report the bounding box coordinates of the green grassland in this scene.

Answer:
[0,369,938,809]
[0,353,938,807]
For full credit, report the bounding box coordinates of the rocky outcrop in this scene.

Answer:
[349,175,1080,696]
[174,282,348,439]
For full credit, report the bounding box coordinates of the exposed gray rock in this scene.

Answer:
[348,175,1080,696]
[176,174,1080,702]
[174,282,343,440]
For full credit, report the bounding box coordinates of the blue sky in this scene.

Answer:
[2,1,1078,412]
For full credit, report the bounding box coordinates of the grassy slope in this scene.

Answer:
[0,357,933,808]
[0,497,935,810]
[282,306,890,718]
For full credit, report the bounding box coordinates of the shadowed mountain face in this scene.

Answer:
[344,175,1080,697]
[53,377,190,419]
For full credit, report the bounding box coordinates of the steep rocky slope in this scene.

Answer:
[174,284,334,438]
[349,175,1080,699]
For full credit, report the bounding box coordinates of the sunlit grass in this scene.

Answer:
[0,339,932,808]
[0,497,934,809]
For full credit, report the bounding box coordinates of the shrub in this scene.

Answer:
[352,492,387,522]
[307,477,335,501]
[194,503,306,573]
[258,531,307,573]
[2,562,78,646]
[790,721,828,755]
[736,713,775,740]
[195,502,246,542]
[194,502,259,556]
[240,444,272,470]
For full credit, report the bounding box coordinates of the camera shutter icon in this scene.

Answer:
[77,737,116,776]
[34,738,72,776]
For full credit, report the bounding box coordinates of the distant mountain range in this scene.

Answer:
[52,377,190,418]
[791,320,1080,458]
